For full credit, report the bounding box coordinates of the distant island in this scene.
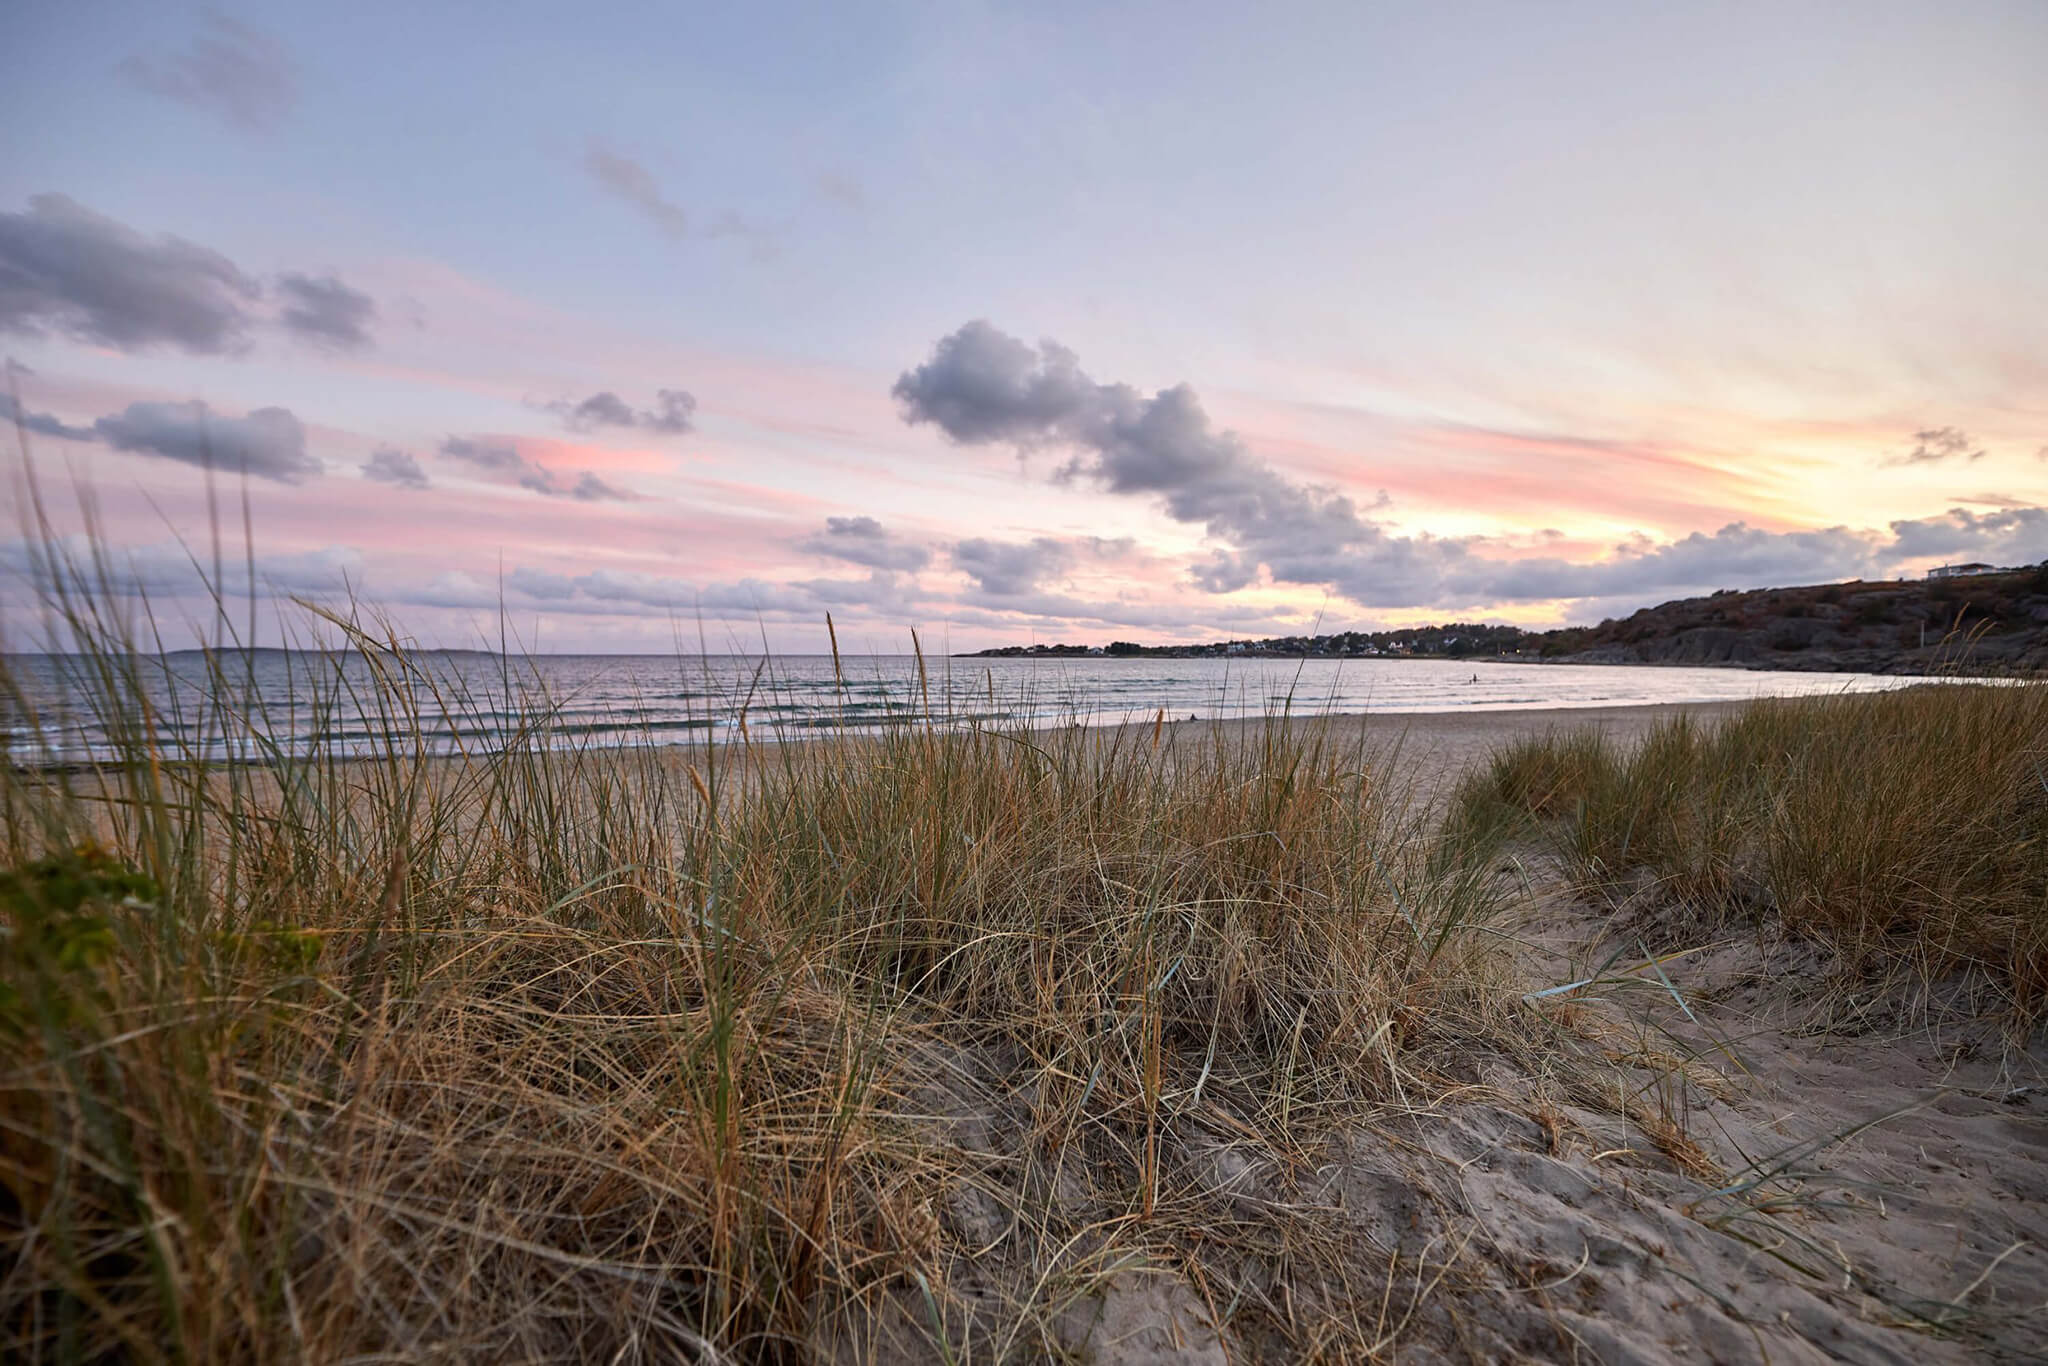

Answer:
[962,562,2048,675]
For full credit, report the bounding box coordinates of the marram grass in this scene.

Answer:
[0,564,1514,1361]
[1455,683,2048,1025]
[9,518,2046,1360]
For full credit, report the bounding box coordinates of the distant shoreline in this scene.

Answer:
[949,649,2018,678]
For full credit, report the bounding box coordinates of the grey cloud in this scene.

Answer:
[1190,550,1260,594]
[278,273,376,349]
[586,145,689,238]
[1447,523,1883,605]
[562,391,636,429]
[440,434,639,500]
[896,321,2048,612]
[500,565,808,616]
[94,400,319,483]
[117,14,296,132]
[952,536,1076,597]
[1880,507,2048,565]
[1080,535,1139,559]
[569,471,636,502]
[404,571,499,610]
[505,567,576,601]
[644,389,696,433]
[439,436,565,495]
[4,536,358,600]
[205,544,359,595]
[894,321,1100,446]
[1413,510,2044,608]
[700,209,782,260]
[440,435,526,474]
[551,387,695,434]
[361,446,428,489]
[895,321,1414,602]
[488,561,931,623]
[0,392,95,442]
[817,172,865,210]
[1888,426,1987,466]
[583,144,780,256]
[799,515,932,572]
[0,194,260,353]
[951,590,1296,634]
[440,435,555,498]
[798,571,930,612]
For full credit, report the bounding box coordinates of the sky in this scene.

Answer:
[3,1,2045,653]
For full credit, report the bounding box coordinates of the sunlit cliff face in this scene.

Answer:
[4,4,2043,651]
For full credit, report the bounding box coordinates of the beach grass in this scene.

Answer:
[1,531,1527,1361]
[8,505,2048,1360]
[1454,683,2048,1027]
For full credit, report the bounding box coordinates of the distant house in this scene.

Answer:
[1927,562,1997,579]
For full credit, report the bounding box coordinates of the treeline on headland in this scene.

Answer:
[964,562,2048,674]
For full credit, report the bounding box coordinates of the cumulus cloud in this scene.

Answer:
[1880,506,2048,566]
[0,392,95,442]
[560,391,635,429]
[799,516,932,572]
[895,321,2048,611]
[439,435,638,500]
[1467,508,2048,603]
[0,196,381,357]
[549,387,696,434]
[0,194,260,353]
[440,435,554,494]
[1888,426,1987,466]
[499,565,809,616]
[473,564,930,623]
[116,14,296,132]
[641,389,696,433]
[952,536,1076,597]
[361,446,428,489]
[895,321,1448,604]
[93,400,319,483]
[278,273,376,349]
[184,543,360,595]
[585,145,690,238]
[3,537,359,600]
[439,436,524,474]
[568,471,636,502]
[1443,522,1883,604]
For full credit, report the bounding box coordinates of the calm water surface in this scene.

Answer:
[4,650,1941,764]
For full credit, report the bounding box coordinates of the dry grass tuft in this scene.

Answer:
[1457,683,2048,1028]
[0,532,1522,1361]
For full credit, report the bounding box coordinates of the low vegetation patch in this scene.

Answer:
[1457,684,2048,1026]
[9,519,2044,1360]
[1,583,1520,1360]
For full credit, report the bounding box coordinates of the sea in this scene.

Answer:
[1,649,1947,767]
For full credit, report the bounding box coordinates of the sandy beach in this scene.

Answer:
[13,677,2044,1361]
[1087,697,1756,783]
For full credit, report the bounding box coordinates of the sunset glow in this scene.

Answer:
[5,3,2044,651]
